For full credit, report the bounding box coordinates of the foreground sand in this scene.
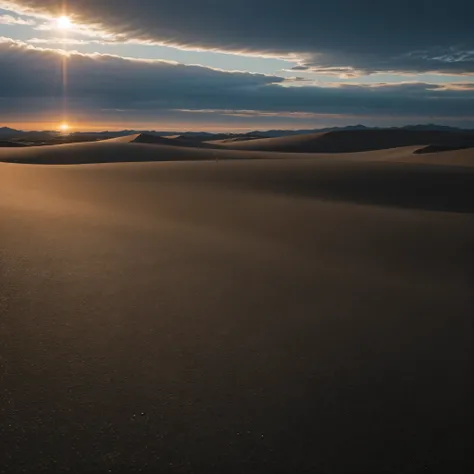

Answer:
[1,140,473,472]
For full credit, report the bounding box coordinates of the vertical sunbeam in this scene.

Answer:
[59,1,70,130]
[61,53,68,128]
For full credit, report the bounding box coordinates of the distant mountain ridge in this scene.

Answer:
[1,124,474,143]
[248,124,474,138]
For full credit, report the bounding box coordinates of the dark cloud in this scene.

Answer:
[0,38,282,106]
[297,49,474,76]
[2,0,474,74]
[1,38,474,127]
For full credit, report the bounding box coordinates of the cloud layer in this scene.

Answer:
[1,0,474,75]
[1,38,474,128]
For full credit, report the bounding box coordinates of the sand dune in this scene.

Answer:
[132,133,220,148]
[0,136,227,164]
[4,149,472,212]
[1,151,473,473]
[0,137,473,215]
[1,133,473,167]
[414,144,474,154]
[95,133,141,143]
[209,135,266,144]
[0,140,26,147]
[213,129,474,153]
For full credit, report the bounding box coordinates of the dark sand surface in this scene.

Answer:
[212,129,474,153]
[132,133,221,149]
[414,144,474,154]
[1,141,473,473]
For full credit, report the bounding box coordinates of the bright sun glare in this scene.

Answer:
[59,123,70,132]
[57,15,72,29]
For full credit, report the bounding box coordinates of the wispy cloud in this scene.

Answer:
[26,37,92,45]
[0,13,35,25]
[176,109,345,119]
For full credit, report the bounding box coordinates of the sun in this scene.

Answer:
[59,123,70,133]
[57,15,72,29]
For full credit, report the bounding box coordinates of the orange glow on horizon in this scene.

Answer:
[3,121,310,133]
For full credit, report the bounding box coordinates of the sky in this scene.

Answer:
[1,0,474,131]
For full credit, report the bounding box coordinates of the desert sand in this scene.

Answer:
[1,133,473,473]
[209,129,474,153]
[1,132,474,167]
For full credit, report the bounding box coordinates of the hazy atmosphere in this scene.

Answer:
[1,2,473,474]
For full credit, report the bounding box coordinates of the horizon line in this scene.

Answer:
[2,123,474,134]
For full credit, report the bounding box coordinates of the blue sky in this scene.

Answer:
[1,1,473,131]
